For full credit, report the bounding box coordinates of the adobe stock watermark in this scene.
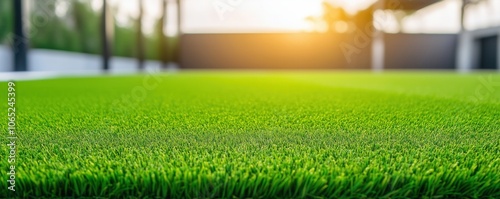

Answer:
[469,75,500,102]
[212,0,244,21]
[339,0,403,64]
[111,69,164,112]
[7,82,17,192]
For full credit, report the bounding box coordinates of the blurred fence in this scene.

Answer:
[0,32,475,71]
[179,33,457,70]
[384,34,457,69]
[0,0,175,66]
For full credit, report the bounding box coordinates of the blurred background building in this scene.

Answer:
[0,0,499,73]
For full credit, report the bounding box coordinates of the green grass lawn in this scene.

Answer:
[2,72,500,198]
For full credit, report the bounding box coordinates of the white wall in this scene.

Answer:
[0,45,12,72]
[0,45,166,73]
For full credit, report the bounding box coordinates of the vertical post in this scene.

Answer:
[13,0,28,72]
[457,0,471,72]
[137,0,145,71]
[101,0,113,71]
[159,0,169,69]
[177,0,182,36]
[497,29,500,71]
[371,0,384,72]
[174,0,182,67]
[460,0,467,32]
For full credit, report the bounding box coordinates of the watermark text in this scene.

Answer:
[7,81,17,192]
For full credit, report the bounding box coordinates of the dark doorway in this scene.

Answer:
[478,35,498,70]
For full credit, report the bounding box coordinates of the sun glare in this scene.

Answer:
[109,0,377,33]
[262,0,324,32]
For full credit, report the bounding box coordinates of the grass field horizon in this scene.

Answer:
[2,71,500,198]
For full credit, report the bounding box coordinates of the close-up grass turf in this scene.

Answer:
[1,72,500,198]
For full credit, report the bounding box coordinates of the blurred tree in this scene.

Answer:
[0,0,13,43]
[306,2,350,33]
[114,23,135,58]
[30,0,91,53]
[113,6,157,60]
[157,0,169,69]
[71,0,100,54]
[307,1,389,34]
[321,2,350,33]
[351,5,374,32]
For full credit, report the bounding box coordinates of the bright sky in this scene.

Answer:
[99,0,375,34]
[83,0,500,35]
[183,0,376,33]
